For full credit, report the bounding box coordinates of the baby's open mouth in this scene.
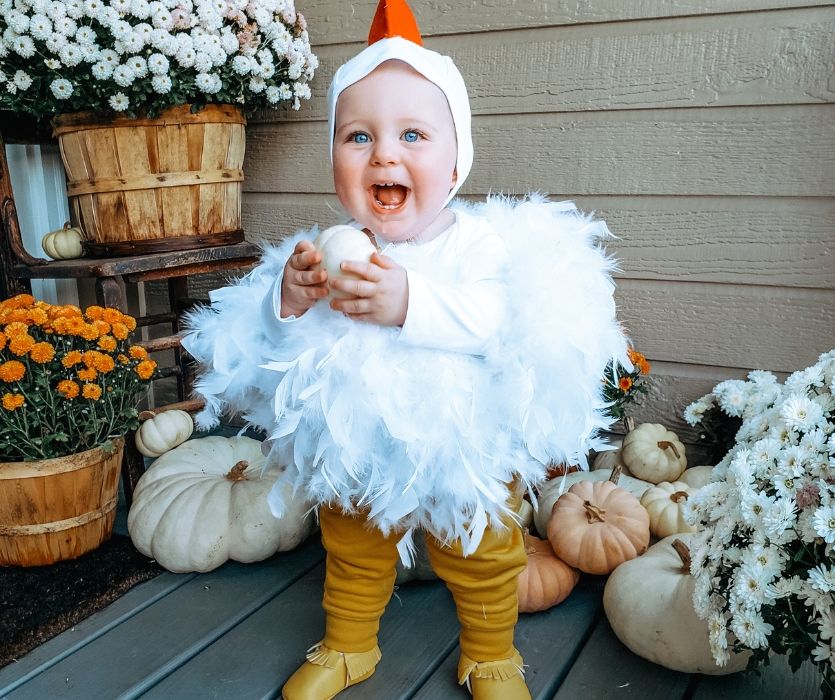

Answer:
[372,183,409,209]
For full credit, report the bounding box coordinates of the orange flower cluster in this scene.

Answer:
[627,347,651,376]
[602,345,652,421]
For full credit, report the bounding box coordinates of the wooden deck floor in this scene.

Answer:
[0,527,820,700]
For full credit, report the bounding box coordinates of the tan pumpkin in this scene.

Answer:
[41,222,85,260]
[591,440,634,476]
[134,409,194,458]
[621,423,687,483]
[604,535,750,674]
[679,465,714,490]
[547,478,650,575]
[533,465,651,538]
[640,481,698,539]
[517,530,580,613]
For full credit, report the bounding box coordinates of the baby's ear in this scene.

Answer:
[450,167,458,189]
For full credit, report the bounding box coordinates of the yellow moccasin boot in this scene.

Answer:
[281,643,381,700]
[459,651,532,700]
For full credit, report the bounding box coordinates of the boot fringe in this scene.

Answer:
[305,642,382,683]
[458,649,526,686]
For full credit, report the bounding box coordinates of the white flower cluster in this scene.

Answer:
[0,0,317,117]
[684,349,835,684]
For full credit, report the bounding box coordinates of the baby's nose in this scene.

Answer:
[370,137,399,165]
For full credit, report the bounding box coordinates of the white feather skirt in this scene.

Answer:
[182,195,630,553]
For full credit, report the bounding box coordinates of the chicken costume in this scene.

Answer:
[182,2,630,698]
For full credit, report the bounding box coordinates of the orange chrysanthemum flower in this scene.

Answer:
[77,367,98,381]
[129,345,148,360]
[93,319,111,336]
[57,379,80,399]
[135,359,156,380]
[29,307,49,326]
[8,334,35,356]
[92,354,115,373]
[85,306,105,320]
[97,335,118,352]
[0,333,6,351]
[80,324,100,341]
[0,294,35,311]
[123,316,137,332]
[111,322,129,340]
[117,353,129,364]
[102,308,124,325]
[0,360,26,382]
[82,383,102,400]
[618,376,634,392]
[65,317,86,336]
[62,350,83,368]
[4,321,29,338]
[81,350,101,368]
[2,392,25,410]
[30,342,56,364]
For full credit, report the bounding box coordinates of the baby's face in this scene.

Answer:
[332,61,458,243]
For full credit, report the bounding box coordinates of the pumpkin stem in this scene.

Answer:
[522,529,539,555]
[583,500,607,523]
[624,416,635,434]
[226,460,249,481]
[138,410,156,421]
[657,440,681,459]
[672,538,691,573]
[607,463,622,485]
[671,490,689,503]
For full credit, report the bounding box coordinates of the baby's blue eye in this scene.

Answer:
[403,130,421,143]
[351,132,369,144]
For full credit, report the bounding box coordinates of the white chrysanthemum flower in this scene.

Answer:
[58,42,84,67]
[732,563,774,608]
[13,35,37,58]
[44,32,67,53]
[740,489,774,528]
[13,69,33,90]
[126,55,148,77]
[741,543,787,579]
[111,0,131,13]
[131,0,152,20]
[152,8,172,29]
[122,31,144,54]
[49,77,73,98]
[220,28,238,54]
[707,610,729,651]
[786,364,825,394]
[111,19,133,42]
[818,607,835,641]
[730,608,773,649]
[781,394,825,433]
[44,57,61,69]
[288,60,303,80]
[728,448,754,490]
[692,571,713,616]
[113,64,135,86]
[248,76,266,93]
[64,0,84,20]
[813,504,835,544]
[768,421,799,447]
[714,379,750,417]
[7,10,29,33]
[176,46,196,67]
[259,62,275,79]
[277,82,292,100]
[91,61,113,79]
[5,81,18,95]
[194,71,215,91]
[75,25,96,44]
[762,497,797,543]
[146,52,169,74]
[151,73,172,93]
[108,91,130,111]
[83,0,105,18]
[98,48,119,66]
[293,81,311,100]
[47,1,68,21]
[808,564,835,593]
[684,396,714,426]
[133,22,153,42]
[29,13,52,40]
[193,51,213,72]
[231,54,252,75]
[813,641,832,664]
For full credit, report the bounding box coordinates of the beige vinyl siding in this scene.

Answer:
[222,1,835,441]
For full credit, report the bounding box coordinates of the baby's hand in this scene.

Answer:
[280,240,328,318]
[329,252,408,326]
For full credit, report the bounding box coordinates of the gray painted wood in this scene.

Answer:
[261,8,835,123]
[300,0,830,44]
[244,106,835,197]
[412,577,607,700]
[3,539,323,699]
[553,616,691,699]
[0,572,194,696]
[692,656,821,699]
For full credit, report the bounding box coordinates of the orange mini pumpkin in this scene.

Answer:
[517,531,580,613]
[547,480,650,575]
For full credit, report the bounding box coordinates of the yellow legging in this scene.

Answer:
[319,504,527,662]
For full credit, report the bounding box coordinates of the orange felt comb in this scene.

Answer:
[367,0,423,46]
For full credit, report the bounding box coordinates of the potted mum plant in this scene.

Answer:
[0,0,318,255]
[0,293,157,567]
[685,349,835,697]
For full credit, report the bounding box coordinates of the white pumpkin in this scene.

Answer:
[134,409,194,457]
[621,423,687,483]
[533,467,651,539]
[314,225,377,299]
[604,534,749,674]
[591,440,634,476]
[640,481,698,538]
[41,222,85,260]
[679,465,714,490]
[128,436,315,573]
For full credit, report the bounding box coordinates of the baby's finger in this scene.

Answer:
[330,297,371,314]
[293,249,322,270]
[340,260,383,282]
[296,268,327,286]
[330,276,375,297]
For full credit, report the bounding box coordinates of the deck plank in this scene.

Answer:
[412,576,606,699]
[3,539,323,700]
[553,616,691,699]
[141,568,461,699]
[691,656,821,700]
[0,572,193,696]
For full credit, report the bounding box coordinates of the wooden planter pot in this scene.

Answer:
[0,438,124,567]
[52,104,246,256]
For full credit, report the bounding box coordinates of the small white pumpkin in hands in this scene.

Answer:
[41,222,84,260]
[128,436,315,573]
[621,423,687,483]
[603,534,750,674]
[314,225,377,299]
[640,481,699,538]
[134,409,194,458]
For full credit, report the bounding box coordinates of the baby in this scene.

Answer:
[183,2,630,699]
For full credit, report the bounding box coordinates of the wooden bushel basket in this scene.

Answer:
[52,104,246,256]
[0,439,124,567]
